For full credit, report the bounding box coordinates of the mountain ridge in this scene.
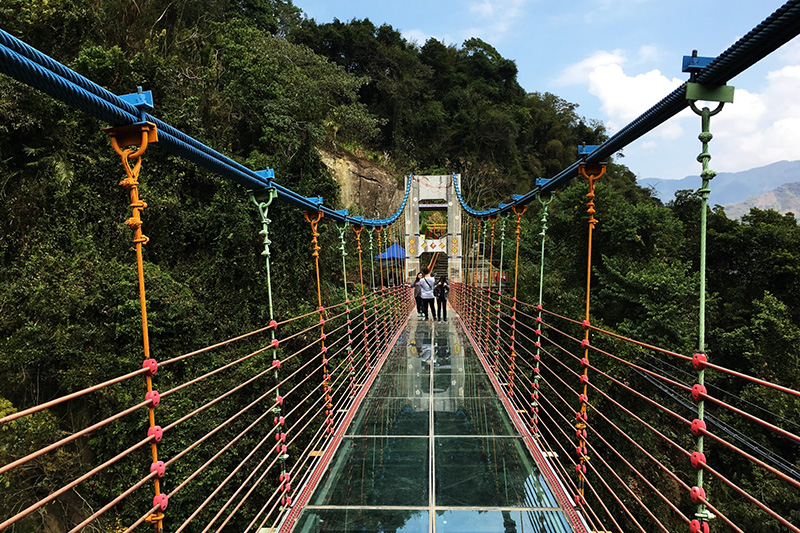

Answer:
[638,160,800,209]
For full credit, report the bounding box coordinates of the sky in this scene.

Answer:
[293,0,800,182]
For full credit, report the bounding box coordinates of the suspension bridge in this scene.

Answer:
[2,1,800,532]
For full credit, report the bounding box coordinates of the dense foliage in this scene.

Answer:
[0,1,798,531]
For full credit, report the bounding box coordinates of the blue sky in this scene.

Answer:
[294,0,800,182]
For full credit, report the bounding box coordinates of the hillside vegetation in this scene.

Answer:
[1,0,799,531]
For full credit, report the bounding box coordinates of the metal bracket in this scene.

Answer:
[578,144,599,156]
[686,82,734,104]
[119,86,154,121]
[682,53,714,74]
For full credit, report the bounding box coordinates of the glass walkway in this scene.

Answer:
[294,310,583,532]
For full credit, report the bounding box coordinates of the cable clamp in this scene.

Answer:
[148,426,163,443]
[691,451,706,469]
[145,390,160,407]
[153,493,168,511]
[150,461,166,478]
[690,486,706,504]
[691,384,707,401]
[142,358,158,375]
[691,419,707,436]
[692,353,707,370]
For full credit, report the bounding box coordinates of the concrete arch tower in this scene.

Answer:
[404,175,462,282]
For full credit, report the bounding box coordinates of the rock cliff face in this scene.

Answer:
[723,181,800,219]
[319,150,405,219]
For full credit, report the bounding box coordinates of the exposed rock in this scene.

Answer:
[319,149,404,219]
[723,181,800,219]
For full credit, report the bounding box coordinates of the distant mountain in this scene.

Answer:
[639,160,800,206]
[723,181,800,219]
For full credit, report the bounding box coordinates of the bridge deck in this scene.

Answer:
[293,309,582,532]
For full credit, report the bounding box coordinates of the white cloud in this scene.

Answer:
[554,50,626,86]
[586,63,684,135]
[463,0,526,43]
[636,45,664,64]
[403,29,435,45]
[711,64,800,171]
[469,1,497,17]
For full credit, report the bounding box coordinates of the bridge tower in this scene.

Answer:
[404,174,462,282]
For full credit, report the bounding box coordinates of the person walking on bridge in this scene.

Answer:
[434,275,449,322]
[419,267,436,320]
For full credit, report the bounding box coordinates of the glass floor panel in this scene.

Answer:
[296,509,429,533]
[435,509,574,532]
[310,437,429,507]
[348,397,430,436]
[435,437,559,507]
[296,310,582,532]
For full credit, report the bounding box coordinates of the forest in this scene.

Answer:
[0,0,798,531]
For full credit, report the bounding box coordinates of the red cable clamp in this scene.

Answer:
[691,451,706,469]
[510,335,515,341]
[533,367,540,375]
[345,299,350,305]
[146,390,160,407]
[148,426,163,443]
[274,416,286,426]
[269,319,279,330]
[346,308,351,314]
[535,316,542,323]
[153,493,168,511]
[511,306,517,311]
[582,319,591,330]
[692,353,708,370]
[320,333,327,340]
[142,358,158,375]
[276,395,284,405]
[574,493,583,505]
[321,346,328,354]
[534,341,541,348]
[536,304,542,311]
[690,520,710,533]
[691,419,706,436]
[690,486,706,504]
[271,338,280,349]
[534,354,540,361]
[575,464,586,474]
[319,318,326,326]
[580,339,590,349]
[323,358,328,366]
[580,357,590,368]
[150,461,166,478]
[348,339,353,344]
[535,329,541,336]
[579,393,588,404]
[347,328,353,335]
[272,359,281,370]
[691,384,707,401]
[580,374,589,384]
[318,306,325,313]
[347,319,352,325]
